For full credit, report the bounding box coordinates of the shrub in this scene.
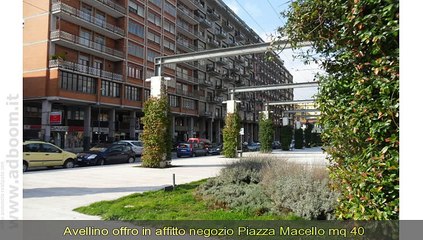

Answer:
[223,113,241,158]
[262,161,339,220]
[198,157,339,219]
[294,128,304,149]
[259,113,274,153]
[280,125,293,150]
[304,123,313,148]
[197,159,272,214]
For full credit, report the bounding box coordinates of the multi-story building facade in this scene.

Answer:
[23,0,293,150]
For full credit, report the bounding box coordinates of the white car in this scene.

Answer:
[115,140,143,156]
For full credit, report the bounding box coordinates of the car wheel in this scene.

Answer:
[97,159,105,166]
[128,157,135,163]
[192,152,196,157]
[23,161,28,172]
[177,154,181,158]
[63,160,75,169]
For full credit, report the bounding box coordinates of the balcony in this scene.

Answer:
[176,23,198,39]
[235,33,246,41]
[176,39,197,52]
[215,57,228,66]
[176,73,199,84]
[206,66,220,76]
[222,22,234,32]
[234,56,245,63]
[176,88,199,99]
[51,2,124,39]
[206,39,220,49]
[50,30,124,61]
[49,59,122,81]
[207,11,220,21]
[215,30,228,40]
[177,6,199,25]
[198,18,212,28]
[222,74,234,82]
[199,79,213,87]
[199,111,213,117]
[80,0,125,17]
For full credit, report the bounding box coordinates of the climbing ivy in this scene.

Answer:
[141,89,171,168]
[259,112,273,153]
[223,113,241,158]
[281,0,399,219]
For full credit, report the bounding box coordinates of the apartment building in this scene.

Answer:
[23,0,293,150]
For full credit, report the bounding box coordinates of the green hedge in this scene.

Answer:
[259,113,273,153]
[280,125,293,151]
[141,92,171,167]
[294,128,304,149]
[223,113,241,158]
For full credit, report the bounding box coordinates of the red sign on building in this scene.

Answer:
[49,112,62,125]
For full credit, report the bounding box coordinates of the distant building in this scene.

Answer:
[294,102,320,124]
[23,0,293,149]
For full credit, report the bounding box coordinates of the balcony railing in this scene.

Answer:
[50,30,124,60]
[198,18,212,28]
[176,73,199,84]
[206,66,220,76]
[176,39,197,52]
[222,22,234,32]
[89,0,126,16]
[207,11,219,21]
[177,6,199,24]
[176,88,199,98]
[207,39,220,48]
[199,111,212,117]
[51,2,124,37]
[199,79,213,87]
[214,30,227,40]
[176,23,197,38]
[49,59,122,81]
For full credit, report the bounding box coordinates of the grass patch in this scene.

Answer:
[74,179,298,220]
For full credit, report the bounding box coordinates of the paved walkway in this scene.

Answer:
[23,147,326,220]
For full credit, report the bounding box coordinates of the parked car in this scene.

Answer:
[23,141,76,172]
[246,142,261,152]
[76,144,136,166]
[114,140,143,157]
[207,143,222,155]
[176,142,208,158]
[187,138,212,149]
[272,141,281,149]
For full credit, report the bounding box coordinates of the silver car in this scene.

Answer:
[115,140,143,157]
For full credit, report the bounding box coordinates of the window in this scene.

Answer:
[163,38,175,51]
[183,99,195,110]
[144,89,151,101]
[42,144,61,153]
[101,80,121,97]
[129,0,144,17]
[149,0,162,7]
[128,20,144,38]
[163,20,175,34]
[146,69,155,79]
[60,72,96,94]
[128,41,144,58]
[148,11,161,26]
[164,1,176,16]
[169,95,179,107]
[125,85,140,101]
[147,49,159,62]
[24,143,41,152]
[147,30,161,45]
[127,65,143,79]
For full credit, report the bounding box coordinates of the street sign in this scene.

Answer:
[49,112,62,125]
